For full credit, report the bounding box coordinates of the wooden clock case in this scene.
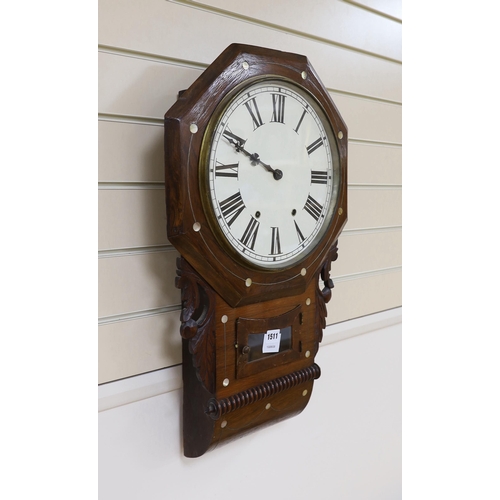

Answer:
[164,44,347,457]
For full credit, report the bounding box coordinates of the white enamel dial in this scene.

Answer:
[205,79,340,269]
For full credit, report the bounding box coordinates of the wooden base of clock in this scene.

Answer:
[176,243,338,458]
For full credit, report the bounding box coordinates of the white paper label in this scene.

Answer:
[262,329,281,353]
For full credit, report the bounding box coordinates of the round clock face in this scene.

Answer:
[203,78,340,269]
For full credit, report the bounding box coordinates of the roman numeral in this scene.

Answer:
[304,195,323,221]
[240,217,260,250]
[215,161,239,178]
[311,170,328,184]
[271,94,285,124]
[294,220,305,244]
[270,227,282,255]
[219,192,245,227]
[244,97,264,130]
[294,109,307,134]
[306,137,324,155]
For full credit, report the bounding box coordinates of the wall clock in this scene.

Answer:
[164,44,347,457]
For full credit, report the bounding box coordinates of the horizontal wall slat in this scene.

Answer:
[98,121,164,183]
[98,52,200,120]
[335,229,401,277]
[98,189,168,251]
[98,310,182,384]
[332,93,401,144]
[346,188,402,230]
[98,250,179,319]
[99,52,401,144]
[98,0,401,102]
[348,142,401,185]
[98,270,401,383]
[189,0,401,61]
[326,268,402,323]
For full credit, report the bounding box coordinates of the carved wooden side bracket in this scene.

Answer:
[175,257,216,393]
[315,241,339,343]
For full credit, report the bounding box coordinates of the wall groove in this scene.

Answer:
[342,225,401,236]
[98,245,174,259]
[98,181,402,190]
[334,265,401,282]
[98,305,181,326]
[98,44,207,70]
[329,87,401,106]
[341,0,402,23]
[98,113,163,126]
[349,183,402,190]
[349,137,402,147]
[98,182,164,190]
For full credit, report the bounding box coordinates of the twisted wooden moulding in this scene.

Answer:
[206,363,321,419]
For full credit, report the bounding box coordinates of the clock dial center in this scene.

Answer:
[238,121,310,229]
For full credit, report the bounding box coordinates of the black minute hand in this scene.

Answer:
[222,130,246,149]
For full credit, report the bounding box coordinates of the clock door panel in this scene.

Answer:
[246,326,292,362]
[236,305,302,378]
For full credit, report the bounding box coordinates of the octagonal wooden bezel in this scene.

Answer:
[165,44,347,308]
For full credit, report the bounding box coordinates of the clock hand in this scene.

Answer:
[247,153,283,181]
[224,134,283,181]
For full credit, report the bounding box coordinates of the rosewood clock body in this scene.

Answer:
[164,44,347,457]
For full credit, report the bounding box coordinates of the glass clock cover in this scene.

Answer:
[204,79,341,269]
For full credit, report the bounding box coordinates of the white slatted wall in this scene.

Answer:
[98,0,402,384]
